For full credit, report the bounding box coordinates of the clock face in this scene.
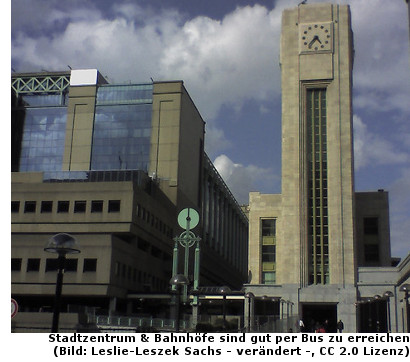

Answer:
[299,22,333,53]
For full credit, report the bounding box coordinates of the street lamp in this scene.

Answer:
[364,297,373,331]
[399,284,410,333]
[245,292,254,332]
[169,274,189,332]
[44,233,80,333]
[384,291,394,332]
[261,295,268,325]
[374,295,381,332]
[219,286,231,330]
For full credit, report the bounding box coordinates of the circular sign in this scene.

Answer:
[11,298,18,318]
[178,208,199,230]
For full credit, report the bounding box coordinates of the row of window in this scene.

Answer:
[136,203,173,238]
[114,261,167,291]
[11,258,97,272]
[261,218,276,285]
[11,200,121,214]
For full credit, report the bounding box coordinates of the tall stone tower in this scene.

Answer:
[280,3,355,288]
[247,3,357,331]
[280,3,357,327]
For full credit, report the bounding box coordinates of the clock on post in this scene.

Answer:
[299,22,333,54]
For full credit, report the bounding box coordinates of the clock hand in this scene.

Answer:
[308,35,320,49]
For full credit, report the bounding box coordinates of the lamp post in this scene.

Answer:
[219,286,231,330]
[261,295,268,325]
[384,291,394,333]
[245,292,254,332]
[399,284,410,333]
[366,297,373,332]
[374,295,381,332]
[44,233,80,333]
[169,274,189,332]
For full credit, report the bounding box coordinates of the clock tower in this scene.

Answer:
[280,2,356,327]
[247,2,404,334]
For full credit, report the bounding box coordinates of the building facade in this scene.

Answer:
[11,70,248,330]
[245,3,409,333]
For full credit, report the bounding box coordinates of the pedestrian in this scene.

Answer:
[337,319,344,333]
[298,319,305,332]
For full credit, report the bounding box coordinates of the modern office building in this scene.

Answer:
[11,70,248,330]
[245,3,409,333]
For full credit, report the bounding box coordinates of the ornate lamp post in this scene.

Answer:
[44,233,80,333]
[384,291,394,332]
[219,286,231,330]
[169,274,189,332]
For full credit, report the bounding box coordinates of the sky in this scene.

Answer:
[10,0,410,259]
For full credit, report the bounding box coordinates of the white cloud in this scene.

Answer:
[353,115,409,170]
[213,154,278,204]
[204,126,232,159]
[12,3,282,121]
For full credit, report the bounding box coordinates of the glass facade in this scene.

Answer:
[91,84,153,171]
[12,81,153,173]
[16,96,68,172]
[307,88,329,285]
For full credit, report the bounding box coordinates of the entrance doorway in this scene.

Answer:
[302,303,337,332]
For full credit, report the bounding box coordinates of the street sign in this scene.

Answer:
[177,208,199,230]
[11,298,18,318]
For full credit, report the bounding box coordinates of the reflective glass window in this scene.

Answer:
[21,93,68,107]
[91,103,152,171]
[96,84,152,105]
[18,107,67,172]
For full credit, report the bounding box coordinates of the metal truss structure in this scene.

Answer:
[12,74,70,95]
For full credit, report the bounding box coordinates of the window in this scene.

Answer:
[16,107,68,172]
[65,259,78,272]
[46,258,78,272]
[91,200,103,213]
[262,245,276,262]
[11,201,20,213]
[57,201,70,213]
[46,258,59,272]
[74,200,86,213]
[83,258,97,272]
[24,201,36,213]
[108,200,121,213]
[262,272,276,284]
[261,218,276,284]
[27,258,40,272]
[262,219,276,237]
[306,88,329,285]
[41,201,53,213]
[11,258,22,271]
[364,217,378,235]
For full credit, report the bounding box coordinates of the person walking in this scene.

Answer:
[337,319,344,333]
[298,319,305,332]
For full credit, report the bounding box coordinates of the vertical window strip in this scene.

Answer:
[307,89,328,285]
